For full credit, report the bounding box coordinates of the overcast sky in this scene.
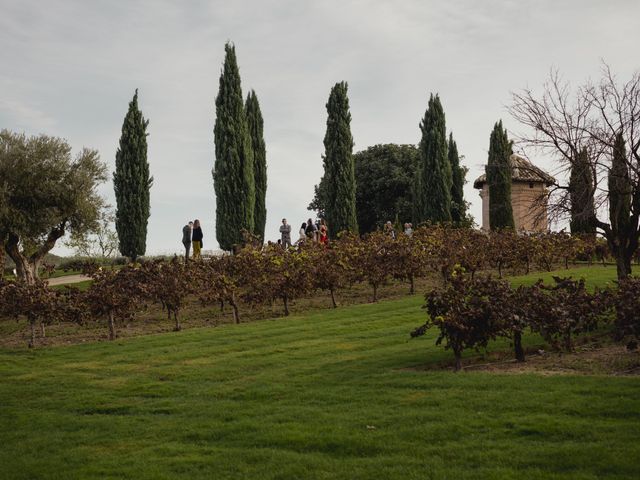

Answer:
[1,0,639,255]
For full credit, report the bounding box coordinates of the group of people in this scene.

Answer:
[182,220,204,262]
[278,217,328,248]
[383,221,414,239]
[181,217,412,260]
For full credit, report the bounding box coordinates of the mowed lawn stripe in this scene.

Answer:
[1,268,639,479]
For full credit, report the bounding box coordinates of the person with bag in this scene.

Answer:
[192,219,203,259]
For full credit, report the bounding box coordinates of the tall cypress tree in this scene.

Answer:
[245,90,267,242]
[323,81,357,238]
[609,133,632,278]
[413,94,451,224]
[486,120,514,230]
[213,42,254,251]
[569,147,596,235]
[113,89,152,261]
[448,133,467,224]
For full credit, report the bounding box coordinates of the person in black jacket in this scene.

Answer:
[181,221,193,264]
[192,219,203,260]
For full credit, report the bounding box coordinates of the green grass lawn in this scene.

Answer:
[509,265,622,290]
[0,267,639,479]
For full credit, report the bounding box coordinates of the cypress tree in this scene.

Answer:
[113,89,152,261]
[486,120,514,230]
[448,133,467,224]
[213,42,255,251]
[245,90,267,242]
[413,94,451,224]
[608,133,632,278]
[569,147,596,235]
[323,82,358,238]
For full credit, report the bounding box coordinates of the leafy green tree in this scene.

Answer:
[0,130,107,283]
[113,89,153,261]
[322,81,358,237]
[413,94,451,224]
[245,90,267,241]
[448,134,468,224]
[310,144,418,233]
[354,144,418,233]
[486,120,514,230]
[214,42,255,251]
[569,147,596,235]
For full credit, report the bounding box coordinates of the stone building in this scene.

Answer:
[473,154,554,232]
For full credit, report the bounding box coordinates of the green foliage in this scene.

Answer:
[486,120,514,230]
[413,94,451,224]
[245,90,267,241]
[214,42,255,251]
[569,148,596,235]
[310,144,418,233]
[322,81,358,238]
[448,134,469,224]
[0,130,107,283]
[113,90,153,261]
[352,144,418,233]
[608,133,633,276]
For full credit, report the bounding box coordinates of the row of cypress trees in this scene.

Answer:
[317,90,471,236]
[412,94,468,225]
[112,43,269,259]
[213,43,267,251]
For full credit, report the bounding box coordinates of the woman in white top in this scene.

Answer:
[296,222,307,245]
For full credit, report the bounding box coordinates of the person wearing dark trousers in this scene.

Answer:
[192,219,203,260]
[182,221,193,264]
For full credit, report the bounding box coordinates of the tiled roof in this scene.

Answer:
[473,154,555,189]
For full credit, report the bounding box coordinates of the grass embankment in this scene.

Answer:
[1,266,639,479]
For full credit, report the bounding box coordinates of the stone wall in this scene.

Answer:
[479,182,548,232]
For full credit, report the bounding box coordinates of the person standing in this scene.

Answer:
[279,218,292,249]
[192,219,203,259]
[404,223,413,237]
[182,221,193,264]
[305,218,317,241]
[319,219,328,245]
[384,220,396,239]
[296,222,307,245]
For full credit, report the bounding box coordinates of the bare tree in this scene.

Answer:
[64,206,119,259]
[509,65,640,279]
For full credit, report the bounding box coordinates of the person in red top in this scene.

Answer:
[319,219,329,245]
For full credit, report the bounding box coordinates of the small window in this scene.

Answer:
[529,182,534,188]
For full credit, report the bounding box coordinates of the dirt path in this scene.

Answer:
[46,274,90,286]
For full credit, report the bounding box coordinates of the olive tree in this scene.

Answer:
[0,130,107,283]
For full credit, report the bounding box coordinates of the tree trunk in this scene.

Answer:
[330,288,337,308]
[231,301,240,324]
[5,227,65,284]
[28,315,36,348]
[219,299,224,312]
[282,294,290,316]
[108,311,116,340]
[409,275,415,295]
[40,321,46,338]
[372,283,378,303]
[514,331,525,362]
[173,310,181,331]
[498,261,503,279]
[615,250,632,280]
[454,351,462,372]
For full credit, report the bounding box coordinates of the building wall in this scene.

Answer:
[479,182,548,232]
